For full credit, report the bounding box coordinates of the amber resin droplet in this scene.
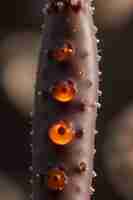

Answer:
[51,80,76,102]
[47,168,67,191]
[52,42,74,62]
[48,120,75,145]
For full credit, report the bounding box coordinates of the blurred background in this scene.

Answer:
[0,0,133,199]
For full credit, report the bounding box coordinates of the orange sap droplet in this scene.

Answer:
[48,168,67,190]
[52,80,76,102]
[48,120,75,145]
[52,43,74,62]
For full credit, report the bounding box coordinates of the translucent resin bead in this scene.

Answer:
[48,120,75,145]
[52,42,74,62]
[51,80,76,102]
[47,168,67,191]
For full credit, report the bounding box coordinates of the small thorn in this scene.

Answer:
[90,102,101,109]
[90,186,95,194]
[36,173,40,178]
[37,91,42,96]
[97,55,101,62]
[92,170,97,178]
[93,102,101,109]
[29,166,33,172]
[93,149,96,155]
[96,102,101,109]
[42,3,50,15]
[96,39,100,44]
[29,111,33,117]
[89,6,95,15]
[98,71,102,76]
[34,173,45,186]
[30,144,33,152]
[98,90,102,96]
[30,130,34,135]
[29,179,33,184]
[56,1,65,11]
[94,130,98,135]
[41,24,45,30]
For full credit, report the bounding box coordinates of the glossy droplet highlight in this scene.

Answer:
[47,168,67,191]
[51,42,74,62]
[51,80,76,102]
[48,120,75,145]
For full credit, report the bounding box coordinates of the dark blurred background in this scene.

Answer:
[0,0,133,199]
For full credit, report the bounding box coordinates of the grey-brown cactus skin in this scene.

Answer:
[32,0,100,200]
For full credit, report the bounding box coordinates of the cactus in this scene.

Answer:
[32,0,101,199]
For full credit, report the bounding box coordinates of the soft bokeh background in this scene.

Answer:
[0,0,133,199]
